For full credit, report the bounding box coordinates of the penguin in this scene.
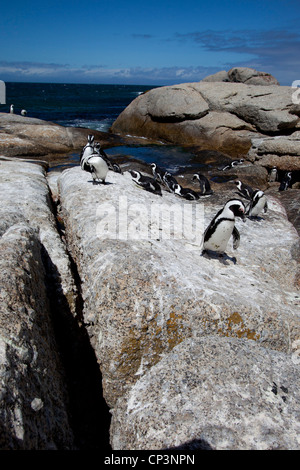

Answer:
[218,159,244,171]
[174,184,199,200]
[81,144,109,184]
[151,163,165,184]
[234,180,254,200]
[129,170,162,196]
[10,104,14,114]
[111,162,123,174]
[202,199,246,255]
[279,171,292,191]
[193,173,213,195]
[93,142,122,173]
[269,166,278,182]
[162,172,178,193]
[80,134,95,163]
[246,190,268,217]
[21,109,27,116]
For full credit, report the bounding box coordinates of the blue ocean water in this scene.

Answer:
[2,82,209,173]
[4,82,151,132]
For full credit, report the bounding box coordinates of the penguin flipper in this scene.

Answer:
[264,201,268,213]
[232,226,240,250]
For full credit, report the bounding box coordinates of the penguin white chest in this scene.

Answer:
[204,220,234,252]
[90,157,109,181]
[250,195,266,216]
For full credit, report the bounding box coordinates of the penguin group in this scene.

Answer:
[80,134,122,184]
[9,104,27,116]
[233,179,268,218]
[148,163,214,200]
[79,136,296,262]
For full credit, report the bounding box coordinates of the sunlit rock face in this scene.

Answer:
[111,74,300,160]
[57,167,299,407]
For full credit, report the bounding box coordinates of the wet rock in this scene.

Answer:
[0,112,143,162]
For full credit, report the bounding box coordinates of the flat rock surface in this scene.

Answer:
[111,335,300,450]
[57,166,299,421]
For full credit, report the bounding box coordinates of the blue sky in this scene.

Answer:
[0,0,299,85]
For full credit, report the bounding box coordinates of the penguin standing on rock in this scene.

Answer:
[80,134,95,163]
[151,163,165,184]
[269,167,278,182]
[162,172,178,193]
[81,142,109,184]
[193,173,213,195]
[234,180,254,200]
[129,170,162,196]
[94,143,122,173]
[246,190,268,217]
[279,171,292,191]
[202,199,246,256]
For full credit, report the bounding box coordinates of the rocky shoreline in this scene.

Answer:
[0,70,300,450]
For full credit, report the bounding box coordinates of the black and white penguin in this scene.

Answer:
[174,184,199,200]
[162,172,178,193]
[10,104,14,114]
[218,159,244,171]
[246,189,268,217]
[80,134,95,163]
[81,143,109,184]
[129,170,162,196]
[21,109,27,116]
[234,180,254,200]
[93,142,122,173]
[193,173,213,195]
[279,171,292,191]
[269,166,278,182]
[202,199,246,255]
[150,163,165,184]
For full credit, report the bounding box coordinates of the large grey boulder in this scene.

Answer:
[0,223,74,449]
[0,113,129,160]
[0,158,77,449]
[111,72,300,160]
[0,158,77,314]
[57,165,300,449]
[203,67,280,86]
[248,133,300,171]
[111,336,300,450]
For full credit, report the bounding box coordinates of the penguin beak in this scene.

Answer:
[239,208,246,221]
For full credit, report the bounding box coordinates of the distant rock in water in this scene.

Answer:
[111,68,300,170]
[202,66,280,86]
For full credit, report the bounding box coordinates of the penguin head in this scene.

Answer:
[193,173,200,181]
[234,180,242,189]
[129,170,140,180]
[224,199,246,219]
[252,190,264,201]
[87,134,94,144]
[174,184,182,195]
[150,163,156,170]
